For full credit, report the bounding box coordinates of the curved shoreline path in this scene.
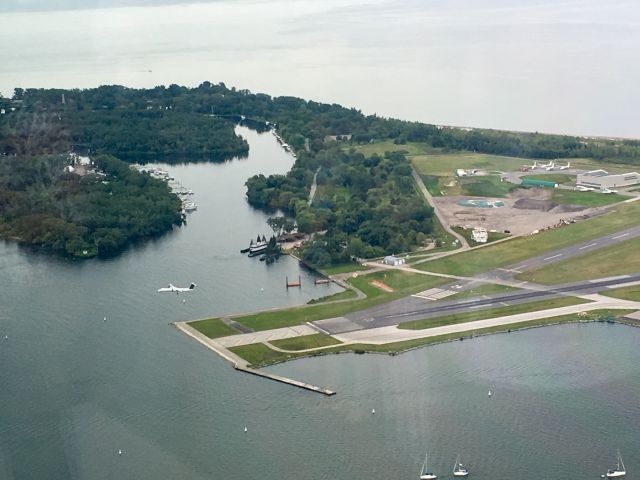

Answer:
[308,167,321,206]
[411,164,469,249]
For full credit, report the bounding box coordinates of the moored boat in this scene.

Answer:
[605,450,626,478]
[453,454,469,477]
[419,451,437,480]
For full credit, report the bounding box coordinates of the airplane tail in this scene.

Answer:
[189,283,197,290]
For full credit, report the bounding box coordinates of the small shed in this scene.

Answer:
[383,255,405,266]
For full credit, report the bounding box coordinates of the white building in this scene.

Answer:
[471,227,488,243]
[383,255,405,266]
[577,170,639,189]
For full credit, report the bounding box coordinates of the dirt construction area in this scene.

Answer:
[433,187,603,236]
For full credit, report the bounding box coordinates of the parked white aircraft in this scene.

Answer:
[558,162,570,170]
[158,283,197,293]
[601,188,618,194]
[576,185,594,192]
[545,161,555,171]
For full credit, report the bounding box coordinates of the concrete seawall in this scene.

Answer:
[174,322,336,396]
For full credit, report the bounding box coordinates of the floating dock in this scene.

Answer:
[286,275,302,288]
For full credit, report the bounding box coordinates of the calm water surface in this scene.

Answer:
[0,126,638,479]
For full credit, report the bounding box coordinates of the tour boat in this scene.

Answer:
[419,452,437,480]
[248,235,268,256]
[453,454,469,477]
[605,450,626,478]
[183,202,197,212]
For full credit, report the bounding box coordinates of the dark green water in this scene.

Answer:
[1,128,638,479]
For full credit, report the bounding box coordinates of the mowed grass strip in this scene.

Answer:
[188,318,240,339]
[517,237,640,285]
[551,189,628,207]
[270,333,341,351]
[601,285,640,302]
[232,271,448,331]
[308,289,358,304]
[446,283,520,301]
[397,296,588,330]
[229,309,634,367]
[412,152,527,176]
[419,201,640,277]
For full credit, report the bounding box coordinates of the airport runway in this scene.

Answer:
[315,273,640,334]
[315,225,640,334]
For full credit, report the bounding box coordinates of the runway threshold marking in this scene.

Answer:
[612,233,630,240]
[579,243,598,250]
[543,254,563,261]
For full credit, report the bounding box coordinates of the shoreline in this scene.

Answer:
[174,311,638,394]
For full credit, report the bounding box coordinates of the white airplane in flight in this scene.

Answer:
[158,283,197,294]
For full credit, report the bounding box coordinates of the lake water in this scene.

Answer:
[0,124,639,479]
[2,1,640,478]
[1,0,640,138]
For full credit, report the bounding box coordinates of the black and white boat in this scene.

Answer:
[248,235,268,257]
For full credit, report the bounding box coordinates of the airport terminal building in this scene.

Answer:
[577,170,640,189]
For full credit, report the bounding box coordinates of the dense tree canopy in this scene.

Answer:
[0,154,182,257]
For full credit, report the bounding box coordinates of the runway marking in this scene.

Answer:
[500,302,510,306]
[470,304,492,309]
[543,254,563,261]
[579,243,598,250]
[612,233,630,240]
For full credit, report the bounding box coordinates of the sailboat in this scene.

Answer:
[419,452,437,480]
[605,450,626,478]
[453,454,469,477]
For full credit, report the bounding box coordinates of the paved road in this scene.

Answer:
[411,165,469,249]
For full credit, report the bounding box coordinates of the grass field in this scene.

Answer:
[517,237,640,284]
[601,285,640,302]
[189,318,240,339]
[319,263,369,275]
[418,201,640,277]
[270,333,341,351]
[228,309,632,367]
[307,288,358,304]
[350,141,434,157]
[446,283,519,301]
[551,189,628,207]
[412,153,528,176]
[397,296,588,330]
[230,271,448,331]
[523,173,574,184]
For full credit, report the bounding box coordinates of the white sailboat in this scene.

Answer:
[419,452,437,480]
[605,450,626,478]
[453,454,469,477]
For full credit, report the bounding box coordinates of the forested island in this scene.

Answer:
[2,82,640,260]
[0,154,182,257]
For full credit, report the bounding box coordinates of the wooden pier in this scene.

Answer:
[314,278,330,285]
[286,275,302,288]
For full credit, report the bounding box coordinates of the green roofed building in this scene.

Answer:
[521,178,558,188]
